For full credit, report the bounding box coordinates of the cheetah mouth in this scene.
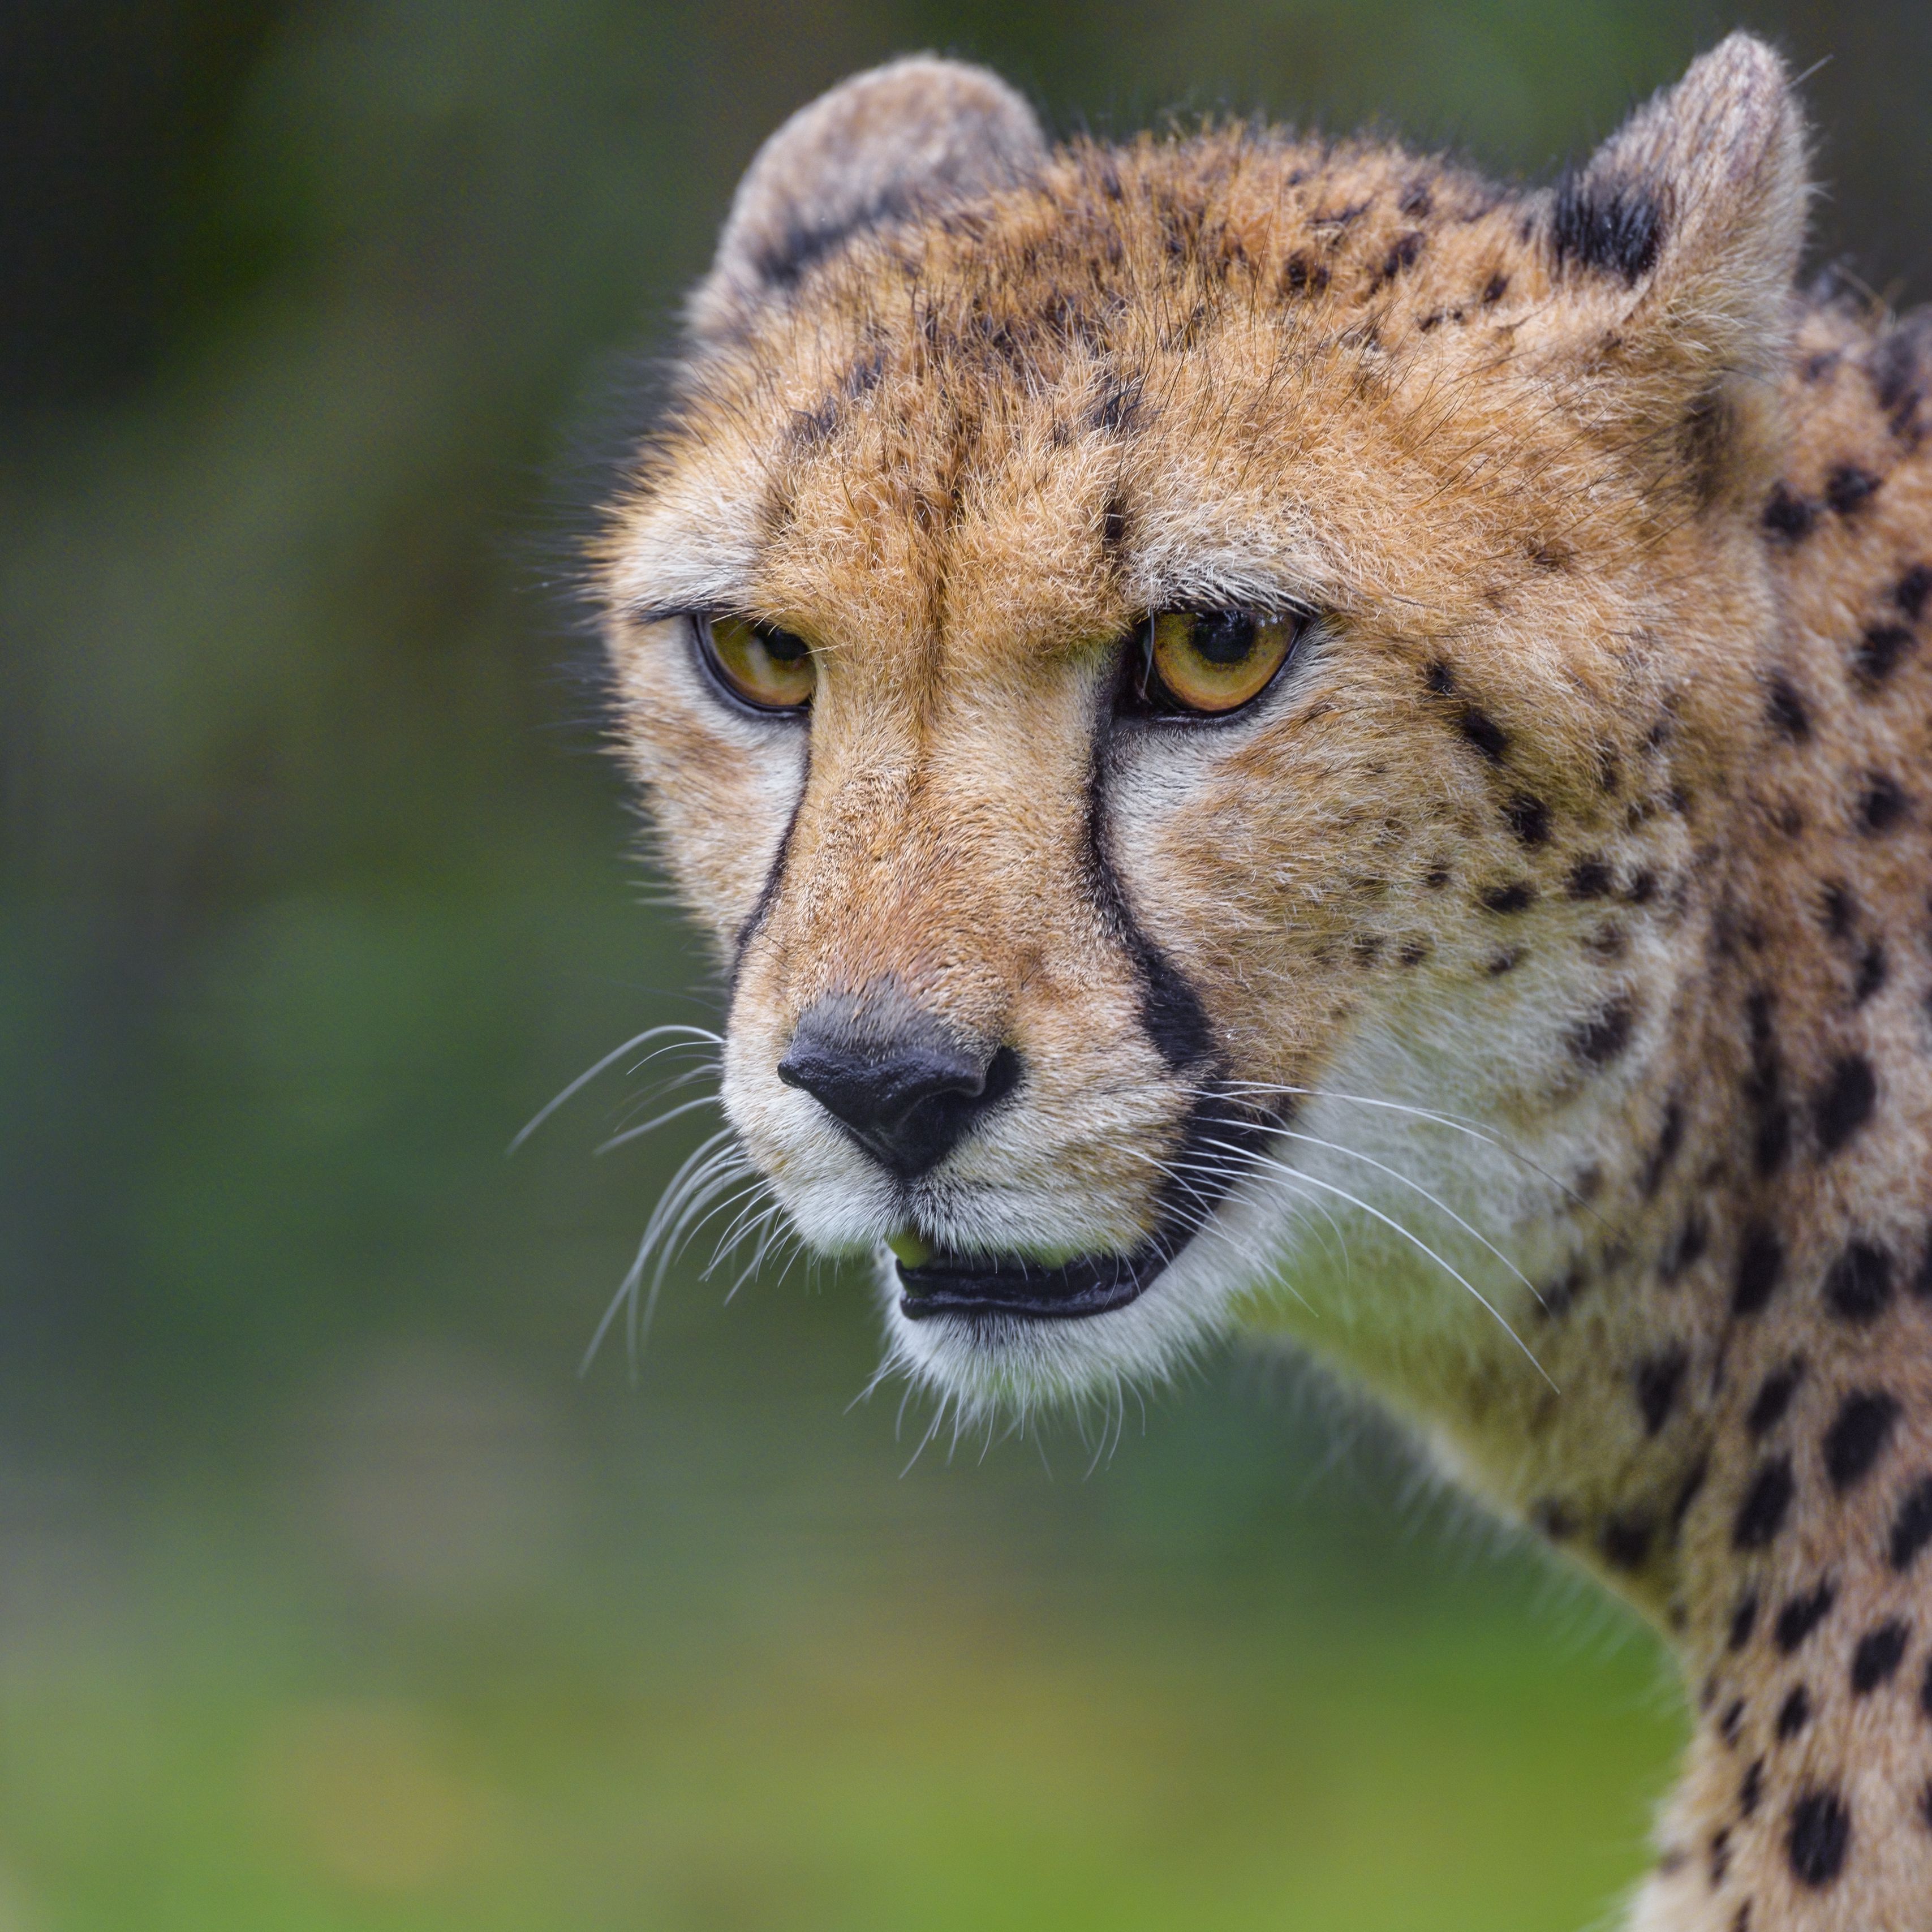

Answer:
[895,1095,1280,1322]
[894,1238,1181,1321]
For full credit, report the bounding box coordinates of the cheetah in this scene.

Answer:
[593,37,1932,1928]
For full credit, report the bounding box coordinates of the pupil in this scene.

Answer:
[1194,612,1255,665]
[759,625,807,662]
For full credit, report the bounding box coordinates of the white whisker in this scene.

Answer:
[1198,1136,1556,1391]
[594,1089,724,1154]
[510,1023,721,1154]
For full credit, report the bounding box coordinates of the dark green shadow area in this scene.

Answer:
[6,1,1927,1924]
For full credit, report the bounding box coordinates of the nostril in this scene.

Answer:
[775,995,1022,1177]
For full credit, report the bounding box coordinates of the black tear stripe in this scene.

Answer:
[727,750,811,1001]
[1085,722,1216,1073]
[1083,709,1281,1243]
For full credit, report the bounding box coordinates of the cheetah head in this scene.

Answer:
[596,39,1809,1412]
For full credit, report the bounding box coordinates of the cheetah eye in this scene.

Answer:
[695,613,816,715]
[1129,609,1306,718]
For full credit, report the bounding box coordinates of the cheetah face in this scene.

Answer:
[599,50,1803,1409]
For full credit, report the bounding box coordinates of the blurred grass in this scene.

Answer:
[0,1334,1683,1932]
[6,0,1931,1925]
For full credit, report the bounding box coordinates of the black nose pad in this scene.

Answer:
[776,992,1021,1178]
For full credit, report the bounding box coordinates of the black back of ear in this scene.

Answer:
[688,55,1045,342]
[1529,33,1810,502]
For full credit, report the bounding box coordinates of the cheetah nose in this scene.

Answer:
[777,990,1021,1178]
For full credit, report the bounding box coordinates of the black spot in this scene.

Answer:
[1423,863,1451,889]
[1785,1788,1851,1888]
[1849,1619,1909,1694]
[1732,1224,1783,1316]
[1570,997,1635,1066]
[1635,1348,1688,1435]
[1481,270,1510,304]
[1853,623,1914,685]
[1100,494,1129,555]
[1670,1456,1708,1536]
[1825,1241,1892,1323]
[1852,943,1886,1004]
[1823,1389,1900,1489]
[1600,1514,1653,1570]
[1538,1266,1585,1320]
[1775,1581,1836,1654]
[1088,378,1143,436]
[1719,1698,1745,1746]
[1479,881,1535,915]
[1888,1475,1932,1572]
[1922,1653,1932,1722]
[1503,793,1550,845]
[1281,253,1329,296]
[1396,937,1431,967]
[1775,1684,1809,1740]
[1824,463,1883,515]
[1896,562,1932,618]
[1485,948,1523,976]
[1821,883,1857,940]
[1858,774,1909,833]
[1529,1497,1576,1541]
[1459,707,1509,763]
[1735,1457,1796,1551]
[1662,1217,1707,1281]
[1624,870,1657,907]
[1550,166,1665,282]
[1709,1825,1731,1885]
[1762,483,1817,541]
[1746,1361,1804,1437]
[1814,1057,1877,1155]
[1921,1780,1932,1834]
[1398,180,1434,218]
[1641,1100,1684,1197]
[1740,1758,1764,1818]
[1567,856,1613,900]
[1766,677,1811,739]
[1916,1242,1932,1302]
[1379,231,1425,281]
[1728,1592,1759,1651]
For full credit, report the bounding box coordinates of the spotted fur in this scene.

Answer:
[596,40,1932,1930]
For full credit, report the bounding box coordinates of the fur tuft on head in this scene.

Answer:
[687,55,1046,341]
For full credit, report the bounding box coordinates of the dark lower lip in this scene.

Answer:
[894,1092,1282,1324]
[896,1241,1174,1322]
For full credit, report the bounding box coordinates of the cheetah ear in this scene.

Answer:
[687,56,1045,341]
[1535,33,1810,491]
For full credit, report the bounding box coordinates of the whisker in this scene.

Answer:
[510,1022,722,1154]
[1194,1079,1598,1218]
[580,1126,739,1378]
[1198,1135,1556,1391]
[1269,1126,1542,1306]
[594,1090,724,1154]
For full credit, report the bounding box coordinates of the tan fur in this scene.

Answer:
[597,37,1932,1928]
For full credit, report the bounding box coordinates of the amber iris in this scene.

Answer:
[700,614,815,712]
[1137,609,1301,716]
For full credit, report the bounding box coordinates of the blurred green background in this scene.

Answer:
[5,3,1929,1927]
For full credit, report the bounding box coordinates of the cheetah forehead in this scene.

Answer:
[606,38,1806,685]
